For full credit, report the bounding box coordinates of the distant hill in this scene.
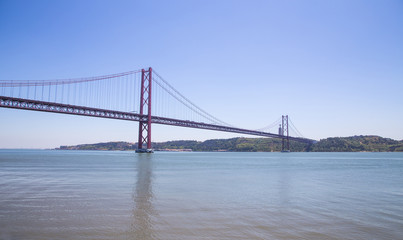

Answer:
[311,135,403,152]
[57,135,403,152]
[58,141,135,151]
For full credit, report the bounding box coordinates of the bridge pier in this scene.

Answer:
[136,67,153,153]
[281,115,290,152]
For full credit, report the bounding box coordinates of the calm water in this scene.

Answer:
[0,150,402,240]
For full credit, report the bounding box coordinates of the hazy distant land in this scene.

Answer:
[57,135,403,152]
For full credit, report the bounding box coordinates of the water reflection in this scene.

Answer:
[278,166,291,205]
[132,154,155,240]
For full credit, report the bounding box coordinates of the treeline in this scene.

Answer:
[152,138,310,152]
[312,135,403,152]
[57,135,403,152]
[58,141,134,151]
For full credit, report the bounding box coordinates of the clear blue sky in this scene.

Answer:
[0,0,402,148]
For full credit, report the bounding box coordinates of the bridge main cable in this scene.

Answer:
[0,68,316,147]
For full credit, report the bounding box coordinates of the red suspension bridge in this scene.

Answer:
[0,67,314,152]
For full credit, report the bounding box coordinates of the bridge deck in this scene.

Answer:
[0,96,314,143]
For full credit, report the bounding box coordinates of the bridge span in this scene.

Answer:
[0,68,314,151]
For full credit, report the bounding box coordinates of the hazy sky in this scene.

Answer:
[0,0,402,148]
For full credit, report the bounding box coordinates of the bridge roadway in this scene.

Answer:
[0,96,314,144]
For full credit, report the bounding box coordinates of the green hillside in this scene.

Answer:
[311,135,403,152]
[57,135,403,152]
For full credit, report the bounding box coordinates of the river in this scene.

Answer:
[0,150,402,239]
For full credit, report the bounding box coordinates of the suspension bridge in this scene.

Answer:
[0,67,314,152]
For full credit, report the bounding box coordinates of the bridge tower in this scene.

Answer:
[281,115,290,152]
[136,67,153,153]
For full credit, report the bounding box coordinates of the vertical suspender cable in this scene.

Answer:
[79,82,82,106]
[48,82,51,102]
[67,81,70,106]
[10,83,14,97]
[42,82,44,100]
[118,76,122,111]
[61,81,64,104]
[125,75,128,112]
[73,81,76,106]
[34,83,37,100]
[108,78,111,109]
[18,82,21,98]
[55,82,58,103]
[85,81,90,106]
